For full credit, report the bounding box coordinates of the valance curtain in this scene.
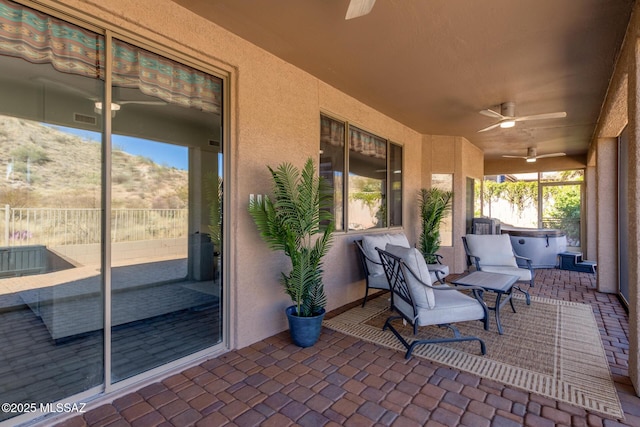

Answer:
[0,0,104,77]
[349,126,386,160]
[321,115,345,147]
[0,0,221,113]
[321,116,387,160]
[112,39,221,113]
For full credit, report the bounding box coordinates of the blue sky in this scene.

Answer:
[51,125,188,170]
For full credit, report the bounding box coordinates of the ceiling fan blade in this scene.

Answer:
[33,76,97,99]
[501,155,527,159]
[479,109,505,120]
[119,101,167,106]
[345,0,376,20]
[514,112,567,122]
[477,122,502,133]
[535,152,566,159]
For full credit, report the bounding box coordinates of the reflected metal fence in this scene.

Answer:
[1,205,188,247]
[542,217,581,247]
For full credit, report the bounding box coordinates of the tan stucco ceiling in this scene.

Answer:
[172,0,633,162]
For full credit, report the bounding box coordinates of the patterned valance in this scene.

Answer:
[321,116,386,160]
[349,127,386,159]
[321,115,345,147]
[113,39,221,113]
[0,0,104,77]
[0,0,221,113]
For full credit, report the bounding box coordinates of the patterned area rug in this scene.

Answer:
[324,295,623,418]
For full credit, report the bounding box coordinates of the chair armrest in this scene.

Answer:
[467,254,483,271]
[355,240,382,264]
[430,268,447,284]
[514,254,533,270]
[354,240,382,275]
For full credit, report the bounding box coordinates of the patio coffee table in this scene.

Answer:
[451,271,519,335]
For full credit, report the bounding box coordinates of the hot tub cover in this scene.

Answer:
[501,226,566,238]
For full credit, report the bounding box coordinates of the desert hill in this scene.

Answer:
[0,116,188,209]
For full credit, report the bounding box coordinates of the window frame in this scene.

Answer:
[320,113,403,232]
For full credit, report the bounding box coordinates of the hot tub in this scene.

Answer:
[501,226,567,268]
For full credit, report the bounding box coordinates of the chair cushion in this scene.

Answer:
[362,233,410,276]
[416,289,485,325]
[384,244,436,309]
[464,234,518,267]
[477,265,532,281]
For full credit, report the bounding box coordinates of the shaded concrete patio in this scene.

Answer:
[53,268,637,427]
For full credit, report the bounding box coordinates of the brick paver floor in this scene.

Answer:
[53,268,639,427]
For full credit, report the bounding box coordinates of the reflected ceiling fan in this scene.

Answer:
[502,147,566,163]
[345,0,376,19]
[477,102,567,133]
[34,77,166,117]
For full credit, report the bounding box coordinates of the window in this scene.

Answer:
[320,114,402,231]
[320,116,345,230]
[432,174,453,246]
[482,170,584,248]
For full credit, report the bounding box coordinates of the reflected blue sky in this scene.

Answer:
[49,125,188,170]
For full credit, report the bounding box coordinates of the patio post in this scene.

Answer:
[626,35,640,397]
[595,137,618,294]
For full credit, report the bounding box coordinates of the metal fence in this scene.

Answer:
[542,218,581,247]
[1,205,188,247]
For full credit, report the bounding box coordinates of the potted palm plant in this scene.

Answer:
[418,187,453,263]
[248,158,334,347]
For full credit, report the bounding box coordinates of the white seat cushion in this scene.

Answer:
[362,233,410,276]
[384,244,436,309]
[416,289,485,326]
[465,234,518,267]
[477,265,532,281]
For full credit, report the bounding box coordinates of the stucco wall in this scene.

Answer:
[425,135,484,273]
[50,0,431,349]
[591,2,640,396]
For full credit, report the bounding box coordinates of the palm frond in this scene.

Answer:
[418,187,453,263]
[248,157,335,316]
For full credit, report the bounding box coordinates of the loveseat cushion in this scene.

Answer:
[367,273,390,290]
[464,234,518,267]
[362,233,410,276]
[384,244,436,309]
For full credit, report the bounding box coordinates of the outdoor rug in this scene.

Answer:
[323,294,624,418]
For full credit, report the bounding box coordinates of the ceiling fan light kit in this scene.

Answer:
[502,147,567,162]
[477,101,567,133]
[94,101,121,111]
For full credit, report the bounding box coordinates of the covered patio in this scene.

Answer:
[2,0,640,425]
[54,268,636,426]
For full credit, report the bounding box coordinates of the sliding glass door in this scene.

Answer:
[109,39,223,382]
[0,1,226,422]
[0,3,106,421]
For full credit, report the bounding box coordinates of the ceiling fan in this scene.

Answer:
[502,147,566,163]
[34,77,166,117]
[477,102,567,133]
[345,0,376,20]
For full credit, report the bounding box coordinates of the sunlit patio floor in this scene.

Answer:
[53,268,639,427]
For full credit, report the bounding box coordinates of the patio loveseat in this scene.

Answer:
[355,232,449,306]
